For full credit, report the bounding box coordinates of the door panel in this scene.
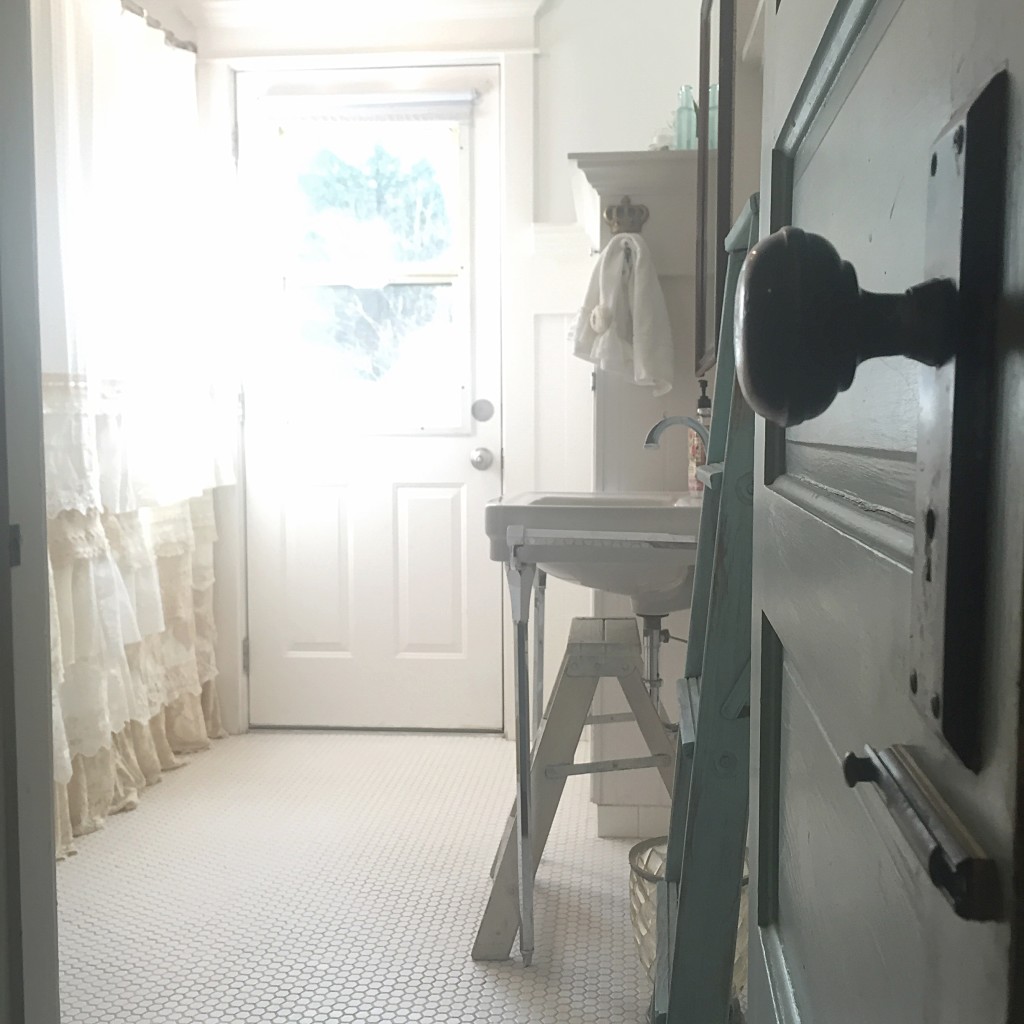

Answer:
[750,0,1020,1020]
[395,484,465,656]
[776,658,927,1022]
[283,485,352,654]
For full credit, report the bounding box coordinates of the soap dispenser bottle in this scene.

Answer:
[689,379,712,491]
[675,86,697,150]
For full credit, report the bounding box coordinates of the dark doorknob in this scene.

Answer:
[734,227,962,427]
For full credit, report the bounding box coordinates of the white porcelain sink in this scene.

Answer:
[486,492,702,615]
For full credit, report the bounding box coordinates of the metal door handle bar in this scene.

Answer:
[842,744,1001,921]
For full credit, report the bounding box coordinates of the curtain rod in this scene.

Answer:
[121,0,199,54]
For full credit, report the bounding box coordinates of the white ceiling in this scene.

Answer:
[180,0,543,30]
[179,0,545,57]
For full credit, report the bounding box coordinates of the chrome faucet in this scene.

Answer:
[644,415,710,451]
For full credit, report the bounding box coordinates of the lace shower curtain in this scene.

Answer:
[33,0,238,857]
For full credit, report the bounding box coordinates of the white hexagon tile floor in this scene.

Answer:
[57,731,651,1023]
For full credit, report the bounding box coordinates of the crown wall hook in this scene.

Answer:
[603,195,649,235]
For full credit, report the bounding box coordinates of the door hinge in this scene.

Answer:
[591,371,597,392]
[242,636,250,675]
[8,525,20,567]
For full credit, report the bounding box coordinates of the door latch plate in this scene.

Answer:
[911,71,1008,772]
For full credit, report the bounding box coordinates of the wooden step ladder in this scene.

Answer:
[472,616,676,963]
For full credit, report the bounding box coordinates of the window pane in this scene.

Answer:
[286,283,468,434]
[295,283,451,380]
[273,119,461,271]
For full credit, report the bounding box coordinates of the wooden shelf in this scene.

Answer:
[569,149,712,276]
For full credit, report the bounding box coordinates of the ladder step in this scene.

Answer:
[584,712,635,725]
[544,753,671,779]
[678,677,701,748]
[696,461,724,487]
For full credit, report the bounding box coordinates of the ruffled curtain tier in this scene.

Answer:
[51,493,227,860]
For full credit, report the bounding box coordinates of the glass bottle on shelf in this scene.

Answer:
[675,85,697,150]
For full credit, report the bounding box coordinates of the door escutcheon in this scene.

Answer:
[736,71,1008,771]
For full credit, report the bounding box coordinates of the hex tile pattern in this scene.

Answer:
[58,731,650,1023]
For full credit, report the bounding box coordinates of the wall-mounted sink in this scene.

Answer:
[486,492,702,615]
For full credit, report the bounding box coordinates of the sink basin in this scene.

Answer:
[486,492,702,615]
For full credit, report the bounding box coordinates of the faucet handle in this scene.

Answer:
[734,227,962,427]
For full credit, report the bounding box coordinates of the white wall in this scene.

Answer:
[532,2,707,833]
[534,0,701,222]
[527,0,704,728]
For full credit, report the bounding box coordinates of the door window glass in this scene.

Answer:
[265,111,470,434]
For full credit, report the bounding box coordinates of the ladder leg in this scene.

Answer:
[473,659,599,962]
[666,373,755,1022]
[489,681,558,880]
[667,703,749,1023]
[513,618,534,966]
[533,570,547,737]
[489,801,516,880]
[616,667,676,794]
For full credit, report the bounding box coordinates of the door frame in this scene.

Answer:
[214,49,536,737]
[0,0,61,1020]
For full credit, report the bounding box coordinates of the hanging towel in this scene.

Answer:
[568,233,674,396]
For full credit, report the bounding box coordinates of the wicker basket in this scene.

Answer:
[628,836,668,981]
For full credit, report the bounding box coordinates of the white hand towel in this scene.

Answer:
[568,233,674,396]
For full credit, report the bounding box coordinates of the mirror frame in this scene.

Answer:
[695,0,736,376]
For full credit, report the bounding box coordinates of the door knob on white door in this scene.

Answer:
[470,447,495,471]
[735,226,962,427]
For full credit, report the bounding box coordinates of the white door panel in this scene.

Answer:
[283,484,353,655]
[395,484,466,656]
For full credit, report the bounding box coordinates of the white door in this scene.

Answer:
[746,0,1022,1021]
[241,67,504,730]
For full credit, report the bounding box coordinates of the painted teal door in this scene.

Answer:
[748,1,1023,1021]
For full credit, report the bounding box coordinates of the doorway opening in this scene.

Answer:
[238,66,505,731]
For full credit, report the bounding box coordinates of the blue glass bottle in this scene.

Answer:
[675,86,697,150]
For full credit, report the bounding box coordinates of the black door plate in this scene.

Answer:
[911,71,1008,773]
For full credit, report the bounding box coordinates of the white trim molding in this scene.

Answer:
[188,0,543,58]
